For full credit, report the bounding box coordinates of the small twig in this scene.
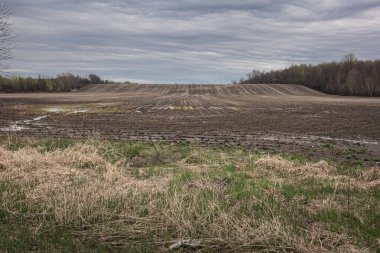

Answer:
[149,136,161,162]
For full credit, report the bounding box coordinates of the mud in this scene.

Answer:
[1,84,379,166]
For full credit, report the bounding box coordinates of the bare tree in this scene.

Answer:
[0,3,12,71]
[342,53,357,63]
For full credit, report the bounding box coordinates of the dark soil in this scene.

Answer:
[1,84,379,166]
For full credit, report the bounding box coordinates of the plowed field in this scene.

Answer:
[1,84,379,165]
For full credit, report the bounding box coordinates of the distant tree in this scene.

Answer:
[239,54,380,96]
[0,73,110,92]
[342,53,357,63]
[88,74,102,84]
[0,3,12,71]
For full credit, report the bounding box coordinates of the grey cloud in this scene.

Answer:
[5,0,380,83]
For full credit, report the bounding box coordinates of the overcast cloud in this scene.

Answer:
[6,0,380,83]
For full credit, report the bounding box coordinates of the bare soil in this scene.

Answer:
[1,84,379,166]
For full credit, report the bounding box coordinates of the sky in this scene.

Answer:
[6,0,380,83]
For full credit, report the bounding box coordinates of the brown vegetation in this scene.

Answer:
[0,139,379,252]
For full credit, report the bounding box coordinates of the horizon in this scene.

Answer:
[6,0,380,83]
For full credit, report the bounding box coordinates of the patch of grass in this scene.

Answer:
[321,143,335,149]
[171,142,192,158]
[281,178,335,200]
[343,146,367,156]
[102,141,148,163]
[0,182,28,215]
[0,221,35,253]
[0,138,378,252]
[284,153,308,165]
[7,141,26,151]
[0,135,26,151]
[38,138,76,152]
[178,169,196,183]
[0,220,121,253]
[316,208,380,251]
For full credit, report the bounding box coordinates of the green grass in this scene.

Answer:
[101,141,148,163]
[317,207,380,250]
[0,138,379,252]
[38,138,76,152]
[285,153,308,164]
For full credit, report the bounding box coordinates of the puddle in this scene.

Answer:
[0,115,49,132]
[135,104,196,113]
[135,104,153,113]
[44,107,66,113]
[70,109,89,114]
[151,105,194,111]
[135,106,146,113]
[44,107,89,114]
[181,106,194,110]
[158,105,175,110]
[33,115,48,121]
[0,107,89,133]
[43,106,90,114]
[209,107,222,110]
[313,136,379,145]
[258,134,380,145]
[0,124,26,132]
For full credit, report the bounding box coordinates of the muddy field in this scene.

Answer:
[1,83,379,165]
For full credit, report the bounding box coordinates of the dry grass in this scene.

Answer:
[255,155,337,178]
[0,144,170,226]
[0,139,379,252]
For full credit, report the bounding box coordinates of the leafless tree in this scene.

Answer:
[0,3,12,71]
[342,53,357,63]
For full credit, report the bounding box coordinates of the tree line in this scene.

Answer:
[239,54,380,96]
[0,73,109,92]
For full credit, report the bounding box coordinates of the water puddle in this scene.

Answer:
[258,134,380,145]
[70,109,89,114]
[0,107,90,132]
[0,124,26,132]
[33,115,48,121]
[209,107,222,110]
[147,105,195,112]
[44,107,66,113]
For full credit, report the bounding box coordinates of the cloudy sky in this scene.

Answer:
[6,0,380,83]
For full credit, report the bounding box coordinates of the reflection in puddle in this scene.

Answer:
[70,109,89,114]
[0,108,89,132]
[0,124,25,132]
[44,107,66,113]
[33,115,48,121]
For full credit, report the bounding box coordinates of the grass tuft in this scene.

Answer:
[0,138,378,252]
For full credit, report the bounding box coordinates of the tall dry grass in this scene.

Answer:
[0,141,378,252]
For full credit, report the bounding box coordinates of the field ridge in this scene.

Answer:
[79,83,324,96]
